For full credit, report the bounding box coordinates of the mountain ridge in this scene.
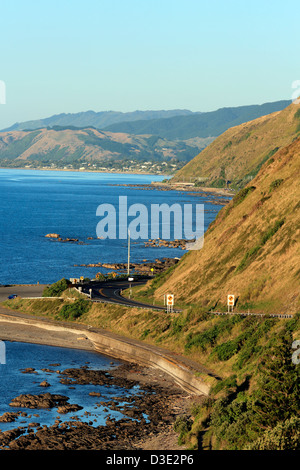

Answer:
[171,100,300,188]
[102,100,291,140]
[2,109,194,133]
[153,134,300,314]
[2,100,291,143]
[0,126,204,170]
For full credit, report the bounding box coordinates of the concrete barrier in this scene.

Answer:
[87,329,210,396]
[0,313,210,396]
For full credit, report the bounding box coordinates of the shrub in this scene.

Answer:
[211,375,237,395]
[223,140,232,150]
[173,415,193,445]
[260,219,285,245]
[43,278,70,297]
[171,314,188,335]
[58,299,91,320]
[214,340,240,361]
[185,315,243,352]
[140,329,150,339]
[236,245,260,272]
[232,186,256,207]
[245,416,300,450]
[236,219,285,272]
[269,178,283,193]
[252,332,299,430]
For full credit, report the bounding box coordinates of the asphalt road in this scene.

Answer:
[82,278,169,311]
[0,284,49,302]
[0,279,176,312]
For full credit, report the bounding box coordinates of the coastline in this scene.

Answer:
[0,306,212,396]
[0,306,206,450]
[0,165,168,177]
[0,166,234,196]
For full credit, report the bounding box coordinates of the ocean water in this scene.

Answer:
[0,169,226,285]
[0,169,227,438]
[0,341,143,433]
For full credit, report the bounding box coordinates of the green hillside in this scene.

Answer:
[171,100,300,188]
[2,109,193,132]
[4,133,299,450]
[103,100,291,139]
[0,126,202,171]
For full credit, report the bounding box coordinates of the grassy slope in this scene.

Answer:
[2,124,299,449]
[0,127,198,165]
[4,283,299,449]
[172,100,300,187]
[103,100,291,140]
[153,136,300,315]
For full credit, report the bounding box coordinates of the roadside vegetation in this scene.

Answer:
[3,279,299,450]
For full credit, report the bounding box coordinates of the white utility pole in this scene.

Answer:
[127,229,130,276]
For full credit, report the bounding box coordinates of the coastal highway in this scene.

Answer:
[0,279,178,312]
[0,284,48,303]
[82,278,172,311]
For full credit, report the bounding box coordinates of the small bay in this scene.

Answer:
[0,168,226,448]
[0,169,225,285]
[0,341,142,432]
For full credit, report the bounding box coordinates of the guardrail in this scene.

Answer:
[19,291,293,318]
[209,311,294,319]
[21,297,64,300]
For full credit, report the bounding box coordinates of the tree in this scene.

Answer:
[252,331,299,430]
[43,278,70,297]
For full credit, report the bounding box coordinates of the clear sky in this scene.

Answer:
[0,0,299,129]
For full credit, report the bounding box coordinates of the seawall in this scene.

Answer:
[0,311,211,396]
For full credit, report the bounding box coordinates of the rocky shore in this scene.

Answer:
[0,363,195,450]
[110,181,233,199]
[76,255,182,275]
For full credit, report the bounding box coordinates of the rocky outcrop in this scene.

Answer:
[144,239,189,249]
[0,412,21,422]
[9,393,70,409]
[45,233,60,238]
[78,256,181,275]
[45,234,80,243]
[57,403,83,414]
[1,363,187,450]
[39,380,50,387]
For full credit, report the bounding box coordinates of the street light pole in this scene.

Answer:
[127,229,130,276]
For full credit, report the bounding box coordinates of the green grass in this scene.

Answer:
[174,317,299,450]
[57,298,92,320]
[0,130,42,160]
[269,178,284,193]
[236,219,285,272]
[232,186,256,207]
[2,277,299,451]
[43,278,70,297]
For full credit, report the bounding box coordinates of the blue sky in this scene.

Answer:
[0,0,299,128]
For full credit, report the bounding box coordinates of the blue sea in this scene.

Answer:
[0,168,227,438]
[0,341,143,433]
[0,168,225,285]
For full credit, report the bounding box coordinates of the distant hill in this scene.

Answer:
[154,133,300,315]
[2,109,194,132]
[171,100,300,188]
[103,100,291,140]
[0,126,204,169]
[1,100,292,172]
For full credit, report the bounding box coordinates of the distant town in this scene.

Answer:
[13,158,187,175]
